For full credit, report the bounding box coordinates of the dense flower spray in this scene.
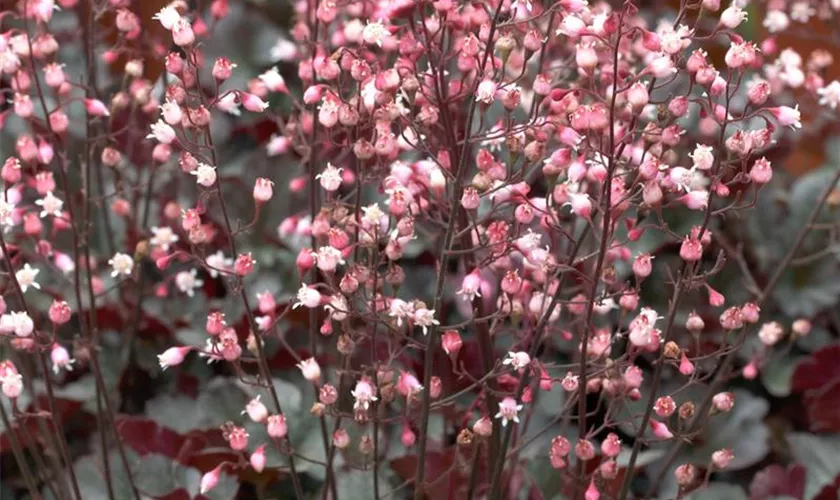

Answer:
[0,0,836,498]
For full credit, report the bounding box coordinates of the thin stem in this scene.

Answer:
[0,402,42,499]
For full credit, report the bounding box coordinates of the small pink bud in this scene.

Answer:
[740,302,760,324]
[706,285,725,307]
[333,429,350,448]
[601,433,621,458]
[585,479,600,500]
[441,330,462,358]
[711,448,733,469]
[429,376,442,399]
[575,439,595,460]
[632,253,653,278]
[49,300,72,324]
[679,352,695,375]
[234,253,255,276]
[85,98,110,117]
[742,360,758,380]
[472,416,493,437]
[401,424,416,447]
[253,178,274,203]
[266,414,288,438]
[712,392,735,412]
[200,465,222,494]
[250,445,266,472]
[649,419,674,439]
[674,464,697,487]
[792,319,811,336]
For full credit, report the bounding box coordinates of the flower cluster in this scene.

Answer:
[1,0,839,498]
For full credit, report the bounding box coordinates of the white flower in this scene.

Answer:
[198,338,223,364]
[689,145,715,171]
[0,311,34,337]
[109,252,134,277]
[495,397,523,426]
[790,1,815,22]
[50,344,75,374]
[35,191,63,218]
[153,6,181,30]
[503,351,531,370]
[146,120,176,144]
[270,37,298,62]
[351,379,378,410]
[325,295,348,321]
[242,395,268,423]
[763,10,789,33]
[758,321,785,346]
[0,198,16,228]
[216,92,241,116]
[192,163,217,187]
[205,250,232,278]
[818,81,840,110]
[511,0,533,12]
[316,163,343,191]
[476,80,498,104]
[297,357,321,382]
[361,203,386,227]
[258,67,286,92]
[413,307,439,335]
[175,269,203,297]
[389,299,414,327]
[293,285,321,309]
[266,134,288,156]
[151,226,179,251]
[15,263,39,293]
[362,20,389,47]
[315,246,345,273]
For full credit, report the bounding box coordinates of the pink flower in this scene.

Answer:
[397,371,423,397]
[495,397,523,426]
[50,343,75,374]
[157,346,191,370]
[266,414,288,438]
[457,269,482,301]
[769,105,802,129]
[172,18,195,46]
[601,433,621,458]
[241,93,269,112]
[233,253,255,276]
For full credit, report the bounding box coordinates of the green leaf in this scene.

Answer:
[787,433,840,500]
[145,393,205,433]
[134,453,180,497]
[761,354,801,397]
[271,377,303,415]
[773,261,840,318]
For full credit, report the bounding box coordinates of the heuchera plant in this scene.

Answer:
[1,0,840,498]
